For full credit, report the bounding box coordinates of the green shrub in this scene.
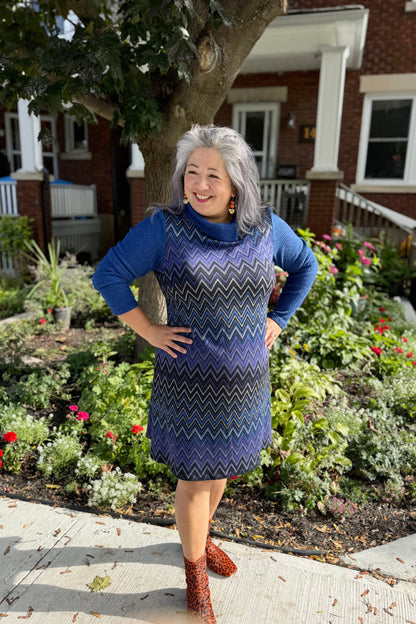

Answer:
[0,404,50,472]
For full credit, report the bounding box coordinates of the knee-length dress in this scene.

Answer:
[92,205,318,481]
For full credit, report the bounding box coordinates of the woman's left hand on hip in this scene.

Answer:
[265,318,282,350]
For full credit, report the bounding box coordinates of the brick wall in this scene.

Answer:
[16,179,51,251]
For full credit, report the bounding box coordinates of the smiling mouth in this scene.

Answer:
[194,193,211,202]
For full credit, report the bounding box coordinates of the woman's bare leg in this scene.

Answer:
[208,478,227,525]
[175,479,212,561]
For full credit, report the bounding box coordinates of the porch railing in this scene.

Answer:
[50,183,97,218]
[260,179,310,230]
[336,183,416,265]
[0,179,18,217]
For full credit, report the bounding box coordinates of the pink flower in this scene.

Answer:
[371,346,382,355]
[358,249,365,257]
[322,234,332,241]
[335,243,343,251]
[40,318,46,325]
[329,265,339,275]
[69,405,78,412]
[3,431,17,443]
[363,241,375,252]
[131,424,144,434]
[407,352,413,358]
[360,257,371,266]
[76,411,89,421]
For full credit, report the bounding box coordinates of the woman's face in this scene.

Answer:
[184,147,235,224]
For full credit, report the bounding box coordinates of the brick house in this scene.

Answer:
[1,0,415,258]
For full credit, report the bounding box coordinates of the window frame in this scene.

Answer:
[356,92,416,186]
[63,114,90,159]
[232,102,280,179]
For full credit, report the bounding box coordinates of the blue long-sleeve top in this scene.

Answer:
[92,205,318,330]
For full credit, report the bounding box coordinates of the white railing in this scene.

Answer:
[0,179,18,217]
[50,183,97,218]
[260,179,310,229]
[336,183,416,265]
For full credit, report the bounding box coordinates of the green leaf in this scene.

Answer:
[87,575,112,592]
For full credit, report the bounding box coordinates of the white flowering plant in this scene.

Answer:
[86,467,142,511]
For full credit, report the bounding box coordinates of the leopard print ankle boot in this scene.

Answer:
[183,552,217,624]
[205,533,237,577]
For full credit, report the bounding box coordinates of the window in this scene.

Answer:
[5,112,59,176]
[356,94,416,185]
[63,115,90,159]
[232,103,279,179]
[4,113,22,172]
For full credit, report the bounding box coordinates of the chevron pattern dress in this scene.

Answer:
[147,210,276,481]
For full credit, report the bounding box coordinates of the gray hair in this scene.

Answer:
[165,124,266,235]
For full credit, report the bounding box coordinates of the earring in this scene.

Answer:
[228,196,236,214]
[183,193,189,205]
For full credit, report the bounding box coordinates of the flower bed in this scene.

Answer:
[0,229,415,518]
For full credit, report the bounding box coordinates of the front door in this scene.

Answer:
[232,103,279,179]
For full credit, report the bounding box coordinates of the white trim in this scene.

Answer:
[232,103,280,179]
[405,2,416,12]
[356,92,416,187]
[360,74,416,93]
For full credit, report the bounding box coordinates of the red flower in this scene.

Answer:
[412,361,416,366]
[394,347,404,354]
[407,352,413,358]
[0,459,2,469]
[131,424,144,434]
[383,325,390,331]
[371,346,382,355]
[0,449,3,457]
[229,475,238,480]
[379,318,385,324]
[380,307,386,312]
[40,318,46,325]
[3,432,17,443]
[402,336,408,343]
[105,431,114,438]
[75,411,89,421]
[47,308,52,314]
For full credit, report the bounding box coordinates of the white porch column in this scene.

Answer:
[127,143,145,178]
[16,99,43,174]
[310,46,349,175]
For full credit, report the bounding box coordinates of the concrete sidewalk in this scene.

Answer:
[0,496,415,624]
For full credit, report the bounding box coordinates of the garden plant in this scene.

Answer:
[0,228,415,532]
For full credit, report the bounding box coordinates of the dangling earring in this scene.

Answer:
[228,196,236,215]
[183,193,189,205]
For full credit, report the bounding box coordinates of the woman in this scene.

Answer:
[92,124,318,623]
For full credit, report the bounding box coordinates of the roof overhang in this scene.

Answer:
[240,6,369,73]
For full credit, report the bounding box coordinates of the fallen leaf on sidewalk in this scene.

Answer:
[87,576,111,592]
[89,612,101,619]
